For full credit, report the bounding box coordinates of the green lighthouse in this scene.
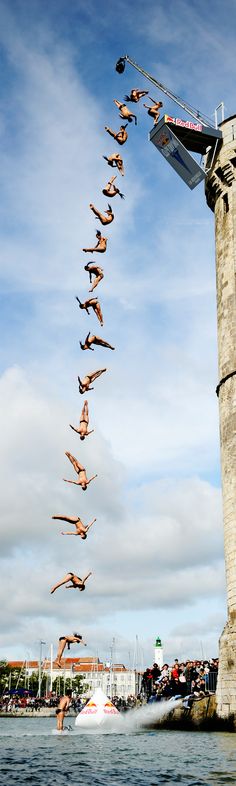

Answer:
[154,636,163,668]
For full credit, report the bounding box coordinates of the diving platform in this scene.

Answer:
[150,115,222,189]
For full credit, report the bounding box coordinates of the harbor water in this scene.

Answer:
[1,716,236,785]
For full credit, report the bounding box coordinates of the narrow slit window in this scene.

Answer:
[223,193,229,214]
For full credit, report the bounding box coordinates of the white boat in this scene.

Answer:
[75,687,121,730]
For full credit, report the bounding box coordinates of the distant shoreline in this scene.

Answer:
[1,697,235,731]
[0,709,76,718]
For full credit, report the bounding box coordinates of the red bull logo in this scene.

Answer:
[81,700,97,715]
[164,114,202,132]
[104,707,119,714]
[104,702,119,714]
[75,689,121,726]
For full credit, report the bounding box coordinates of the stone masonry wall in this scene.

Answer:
[205,115,236,718]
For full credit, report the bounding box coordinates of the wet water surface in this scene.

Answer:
[0,716,236,786]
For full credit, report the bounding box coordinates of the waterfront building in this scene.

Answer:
[7,658,141,699]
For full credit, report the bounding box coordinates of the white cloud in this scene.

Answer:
[0,365,224,662]
[0,2,230,665]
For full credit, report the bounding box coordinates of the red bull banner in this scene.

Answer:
[149,121,205,189]
[104,702,119,714]
[164,115,203,132]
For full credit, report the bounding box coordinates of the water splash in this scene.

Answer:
[121,697,182,732]
[75,698,182,735]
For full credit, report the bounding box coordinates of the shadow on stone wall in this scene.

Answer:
[153,696,236,732]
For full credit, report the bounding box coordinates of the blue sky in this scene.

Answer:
[0,0,234,668]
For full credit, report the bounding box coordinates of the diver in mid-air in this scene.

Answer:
[89,203,114,225]
[80,332,115,351]
[84,262,104,292]
[52,514,96,538]
[77,368,107,394]
[102,175,124,199]
[124,88,149,103]
[105,124,128,145]
[51,571,92,594]
[69,399,94,440]
[76,296,103,325]
[103,152,125,176]
[83,230,107,253]
[113,99,137,124]
[63,452,97,489]
[143,97,163,125]
[54,633,87,668]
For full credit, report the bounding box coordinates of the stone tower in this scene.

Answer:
[205,115,236,720]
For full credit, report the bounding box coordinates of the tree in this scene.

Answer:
[0,661,11,695]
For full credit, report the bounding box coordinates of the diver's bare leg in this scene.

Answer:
[57,710,65,730]
[65,452,84,473]
[55,639,67,666]
[93,337,114,350]
[90,204,102,220]
[117,160,124,176]
[51,575,73,594]
[89,368,107,383]
[52,515,79,524]
[105,126,117,140]
[95,303,103,325]
[89,273,104,292]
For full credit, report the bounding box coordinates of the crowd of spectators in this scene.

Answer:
[141,658,219,702]
[0,693,82,713]
[111,695,137,711]
[0,692,140,714]
[0,658,219,713]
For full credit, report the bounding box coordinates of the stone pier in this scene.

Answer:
[205,115,236,720]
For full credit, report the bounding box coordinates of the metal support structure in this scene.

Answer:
[25,653,30,691]
[38,640,46,698]
[132,634,139,671]
[16,660,26,690]
[109,637,115,699]
[202,137,221,175]
[215,102,225,128]
[50,643,53,692]
[24,661,27,689]
[116,54,213,128]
